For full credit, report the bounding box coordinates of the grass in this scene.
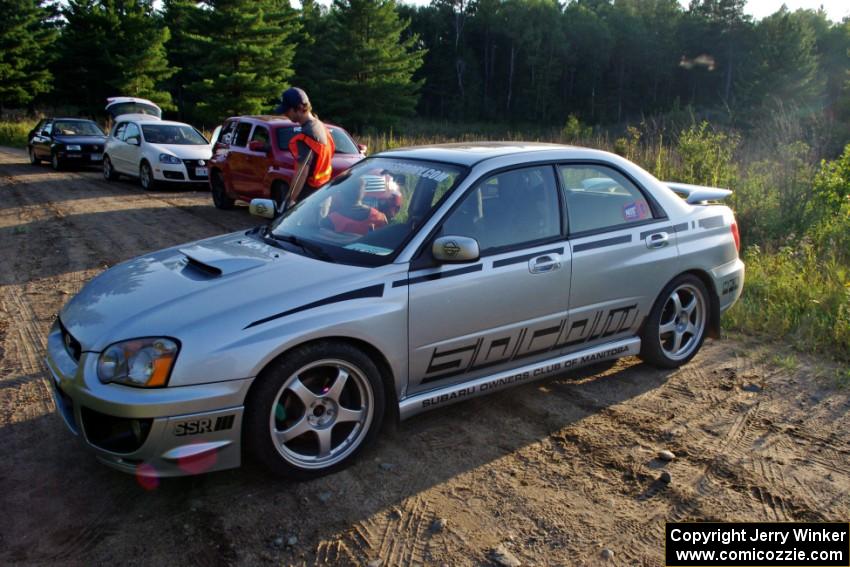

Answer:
[722,245,850,363]
[0,122,31,148]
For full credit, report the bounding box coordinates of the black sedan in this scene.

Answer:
[28,118,107,170]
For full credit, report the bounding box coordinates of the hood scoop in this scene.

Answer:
[178,243,270,278]
[184,255,223,278]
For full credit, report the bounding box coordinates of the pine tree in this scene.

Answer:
[321,0,425,131]
[53,0,174,114]
[162,0,206,120]
[0,0,59,109]
[188,0,300,125]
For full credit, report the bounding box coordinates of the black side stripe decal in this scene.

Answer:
[393,264,483,288]
[573,234,631,252]
[673,222,688,233]
[698,215,724,229]
[492,247,564,268]
[244,284,385,329]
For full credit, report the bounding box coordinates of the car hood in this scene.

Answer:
[60,231,367,351]
[149,143,212,160]
[331,153,362,175]
[54,135,106,145]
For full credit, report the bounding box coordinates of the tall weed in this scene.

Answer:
[0,122,31,148]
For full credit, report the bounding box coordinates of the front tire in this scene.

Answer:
[51,152,62,171]
[103,155,119,181]
[245,342,385,480]
[211,171,235,209]
[28,147,40,165]
[639,274,709,368]
[139,161,157,190]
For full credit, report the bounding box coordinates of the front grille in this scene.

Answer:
[58,320,81,362]
[81,407,152,453]
[182,159,209,181]
[83,144,103,152]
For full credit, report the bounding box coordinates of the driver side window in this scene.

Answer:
[440,165,561,254]
[123,123,140,143]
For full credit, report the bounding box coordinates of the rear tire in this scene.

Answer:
[28,147,40,165]
[245,341,385,480]
[139,161,157,190]
[103,155,119,181]
[639,274,709,368]
[211,171,235,209]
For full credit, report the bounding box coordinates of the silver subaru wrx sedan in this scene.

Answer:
[45,143,744,479]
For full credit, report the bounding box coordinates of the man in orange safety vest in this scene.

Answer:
[274,87,335,211]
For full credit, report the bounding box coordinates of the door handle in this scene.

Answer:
[646,232,669,249]
[528,254,561,274]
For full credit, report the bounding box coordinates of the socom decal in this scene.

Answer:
[421,305,639,384]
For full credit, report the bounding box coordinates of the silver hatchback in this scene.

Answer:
[45,143,744,479]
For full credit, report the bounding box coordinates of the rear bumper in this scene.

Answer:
[45,319,252,477]
[711,257,745,313]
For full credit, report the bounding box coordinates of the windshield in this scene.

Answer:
[107,102,161,119]
[269,157,467,266]
[276,125,361,155]
[53,121,104,136]
[329,128,359,154]
[142,124,208,145]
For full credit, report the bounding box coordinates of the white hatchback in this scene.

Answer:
[103,119,213,189]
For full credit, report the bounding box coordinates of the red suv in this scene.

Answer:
[208,116,365,210]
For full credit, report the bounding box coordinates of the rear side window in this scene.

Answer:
[559,165,654,234]
[276,126,296,151]
[232,122,252,147]
[250,125,269,144]
[218,121,237,145]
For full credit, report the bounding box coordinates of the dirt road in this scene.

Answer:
[0,147,848,566]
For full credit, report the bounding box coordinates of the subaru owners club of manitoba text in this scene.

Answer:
[666,523,849,566]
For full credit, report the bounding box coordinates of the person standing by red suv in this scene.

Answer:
[274,87,335,211]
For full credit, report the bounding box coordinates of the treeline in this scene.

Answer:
[2,0,850,135]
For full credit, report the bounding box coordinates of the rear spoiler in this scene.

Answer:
[665,182,732,204]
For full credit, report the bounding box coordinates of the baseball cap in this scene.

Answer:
[274,87,309,114]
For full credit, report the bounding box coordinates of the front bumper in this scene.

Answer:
[45,320,253,477]
[153,159,209,183]
[56,151,103,165]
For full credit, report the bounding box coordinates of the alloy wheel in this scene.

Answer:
[269,359,374,470]
[658,283,706,361]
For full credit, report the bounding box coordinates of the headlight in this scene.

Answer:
[159,153,182,164]
[97,337,179,387]
[66,144,81,151]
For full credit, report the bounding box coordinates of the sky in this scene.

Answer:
[382,0,850,23]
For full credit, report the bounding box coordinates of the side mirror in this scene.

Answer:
[41,130,50,136]
[432,235,479,263]
[357,144,367,155]
[248,140,269,153]
[249,198,276,219]
[127,136,140,146]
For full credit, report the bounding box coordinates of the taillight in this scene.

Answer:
[731,220,740,253]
